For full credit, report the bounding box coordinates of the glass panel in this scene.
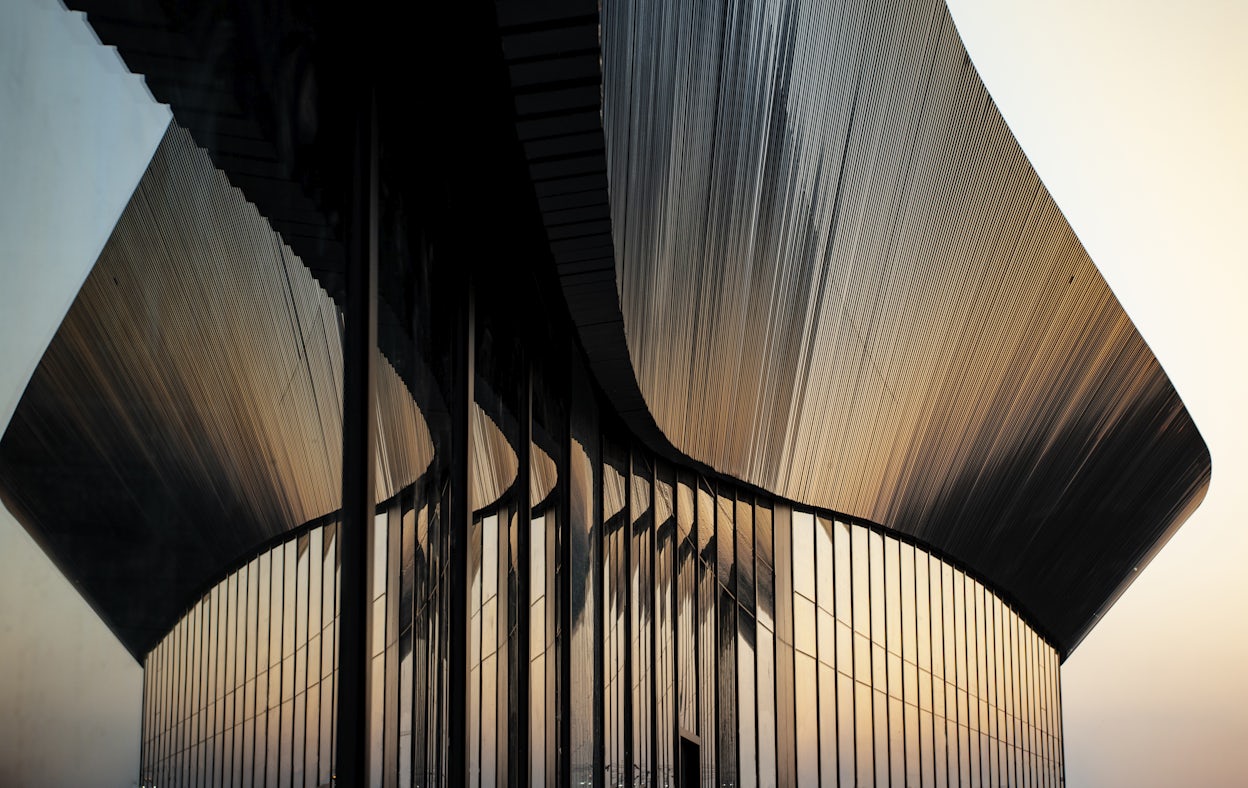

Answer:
[737,497,755,615]
[814,517,833,622]
[321,523,337,787]
[837,672,855,787]
[855,680,874,788]
[530,345,564,788]
[755,502,774,630]
[794,596,816,658]
[874,688,888,788]
[833,521,851,626]
[718,587,737,788]
[771,503,795,788]
[929,556,943,683]
[656,467,675,788]
[717,491,735,592]
[905,699,920,787]
[921,706,934,788]
[885,538,901,658]
[915,551,931,675]
[869,532,885,685]
[815,518,836,787]
[794,652,818,788]
[818,661,837,788]
[756,620,777,787]
[851,526,869,639]
[482,652,497,788]
[632,451,653,786]
[738,610,757,788]
[677,473,699,737]
[900,543,916,666]
[568,361,600,786]
[530,651,546,788]
[816,612,835,667]
[697,479,717,784]
[792,511,814,600]
[603,436,627,788]
[754,501,776,788]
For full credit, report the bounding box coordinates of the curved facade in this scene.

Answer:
[141,444,1063,787]
[0,0,1210,786]
[596,0,1209,656]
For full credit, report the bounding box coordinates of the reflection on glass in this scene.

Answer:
[697,480,717,784]
[755,502,776,787]
[836,670,854,788]
[855,679,874,788]
[602,437,627,788]
[794,652,818,788]
[738,611,757,788]
[656,467,675,786]
[138,448,1068,787]
[772,503,796,788]
[718,587,737,788]
[568,366,599,786]
[756,620,776,786]
[632,452,653,785]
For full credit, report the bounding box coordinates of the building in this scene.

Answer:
[0,0,1211,786]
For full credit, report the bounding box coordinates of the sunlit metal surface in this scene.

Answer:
[0,125,433,657]
[599,0,1210,654]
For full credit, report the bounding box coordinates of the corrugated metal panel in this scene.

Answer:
[600,0,1210,654]
[0,125,432,657]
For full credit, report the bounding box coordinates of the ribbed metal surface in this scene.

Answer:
[65,0,348,299]
[0,125,432,657]
[600,0,1210,654]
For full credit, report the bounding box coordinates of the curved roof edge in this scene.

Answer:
[497,0,1212,660]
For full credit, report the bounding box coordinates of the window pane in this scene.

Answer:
[795,652,818,787]
[792,511,814,600]
[757,621,777,787]
[738,611,757,788]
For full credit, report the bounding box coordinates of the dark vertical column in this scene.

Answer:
[334,91,378,788]
[622,453,633,786]
[649,461,658,788]
[516,362,532,784]
[448,288,475,787]
[138,652,148,787]
[591,396,604,788]
[670,473,680,785]
[558,352,572,788]
[1055,653,1065,787]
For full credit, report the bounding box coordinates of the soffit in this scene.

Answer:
[598,0,1210,655]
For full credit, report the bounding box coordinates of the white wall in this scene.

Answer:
[0,0,169,784]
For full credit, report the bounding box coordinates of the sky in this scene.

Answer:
[0,0,169,785]
[944,1,1248,785]
[1,0,1245,786]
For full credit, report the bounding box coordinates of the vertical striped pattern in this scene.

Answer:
[0,124,433,656]
[601,0,1209,652]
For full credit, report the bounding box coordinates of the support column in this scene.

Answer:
[447,287,474,787]
[515,361,532,785]
[334,91,378,788]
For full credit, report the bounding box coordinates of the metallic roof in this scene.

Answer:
[3,0,1212,659]
[512,0,1211,655]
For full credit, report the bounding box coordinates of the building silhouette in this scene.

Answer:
[0,0,1210,785]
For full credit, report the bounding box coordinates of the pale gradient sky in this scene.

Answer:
[0,0,169,785]
[946,1,1248,785]
[1,0,1245,786]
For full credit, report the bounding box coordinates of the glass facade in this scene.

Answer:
[129,81,1061,788]
[141,378,1066,786]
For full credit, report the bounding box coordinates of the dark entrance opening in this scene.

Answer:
[679,734,700,787]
